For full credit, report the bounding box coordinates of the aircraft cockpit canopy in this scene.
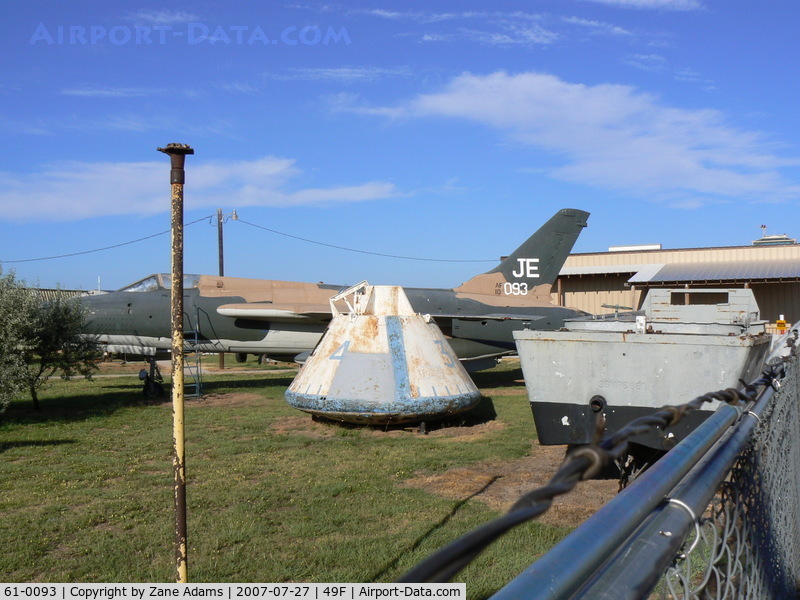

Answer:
[118,274,201,292]
[161,274,201,290]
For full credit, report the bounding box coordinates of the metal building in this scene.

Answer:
[553,239,800,329]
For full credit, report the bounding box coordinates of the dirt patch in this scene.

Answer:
[203,366,299,375]
[421,420,506,441]
[190,393,264,408]
[360,419,507,440]
[94,360,149,374]
[402,442,618,529]
[270,415,342,438]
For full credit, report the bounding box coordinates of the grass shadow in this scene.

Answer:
[0,439,77,453]
[199,375,298,392]
[420,396,499,433]
[1,384,168,426]
[469,367,526,389]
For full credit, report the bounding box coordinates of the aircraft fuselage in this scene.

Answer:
[84,281,584,364]
[82,209,591,369]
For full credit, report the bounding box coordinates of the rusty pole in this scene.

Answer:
[157,143,194,584]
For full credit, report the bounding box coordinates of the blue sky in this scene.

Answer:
[1,1,798,291]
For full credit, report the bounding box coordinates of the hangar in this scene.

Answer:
[553,233,799,331]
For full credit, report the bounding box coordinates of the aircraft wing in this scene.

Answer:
[216,302,332,323]
[430,313,547,322]
[447,313,548,351]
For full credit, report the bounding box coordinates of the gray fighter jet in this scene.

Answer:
[81,208,589,374]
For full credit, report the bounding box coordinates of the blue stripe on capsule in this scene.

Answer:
[386,316,411,401]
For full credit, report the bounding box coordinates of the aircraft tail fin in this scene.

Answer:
[454,208,589,298]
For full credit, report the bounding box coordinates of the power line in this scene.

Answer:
[235,218,496,264]
[2,213,497,266]
[1,214,214,264]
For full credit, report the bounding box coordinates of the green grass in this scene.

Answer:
[0,362,571,596]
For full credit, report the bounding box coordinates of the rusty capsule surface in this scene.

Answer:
[285,284,481,425]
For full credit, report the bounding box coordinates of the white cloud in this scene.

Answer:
[328,92,406,119]
[354,71,800,204]
[0,156,400,222]
[354,9,548,23]
[354,9,492,23]
[215,81,262,94]
[458,24,559,46]
[0,114,52,136]
[420,33,455,43]
[623,54,714,88]
[563,16,633,36]
[274,66,412,82]
[126,10,200,25]
[624,53,668,72]
[581,0,703,9]
[353,9,559,47]
[61,86,163,98]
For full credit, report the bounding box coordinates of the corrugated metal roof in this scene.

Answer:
[629,259,800,283]
[28,288,92,302]
[560,264,646,276]
[569,242,800,257]
[628,263,665,282]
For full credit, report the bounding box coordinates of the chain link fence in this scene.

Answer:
[657,350,800,599]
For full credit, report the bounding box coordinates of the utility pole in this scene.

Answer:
[215,208,238,279]
[158,142,194,584]
[217,208,225,277]
[217,208,226,370]
[216,208,237,370]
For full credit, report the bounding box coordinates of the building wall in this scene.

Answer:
[552,274,641,315]
[554,244,800,325]
[749,282,800,324]
[564,244,800,268]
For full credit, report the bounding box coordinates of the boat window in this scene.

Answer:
[118,275,160,293]
[670,292,729,306]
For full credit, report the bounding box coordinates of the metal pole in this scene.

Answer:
[217,208,225,277]
[158,142,194,584]
[217,208,226,370]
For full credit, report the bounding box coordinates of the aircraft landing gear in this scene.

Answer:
[139,358,164,398]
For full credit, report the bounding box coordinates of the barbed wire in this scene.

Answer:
[397,368,783,584]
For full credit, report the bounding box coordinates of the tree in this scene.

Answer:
[0,269,98,411]
[0,271,31,413]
